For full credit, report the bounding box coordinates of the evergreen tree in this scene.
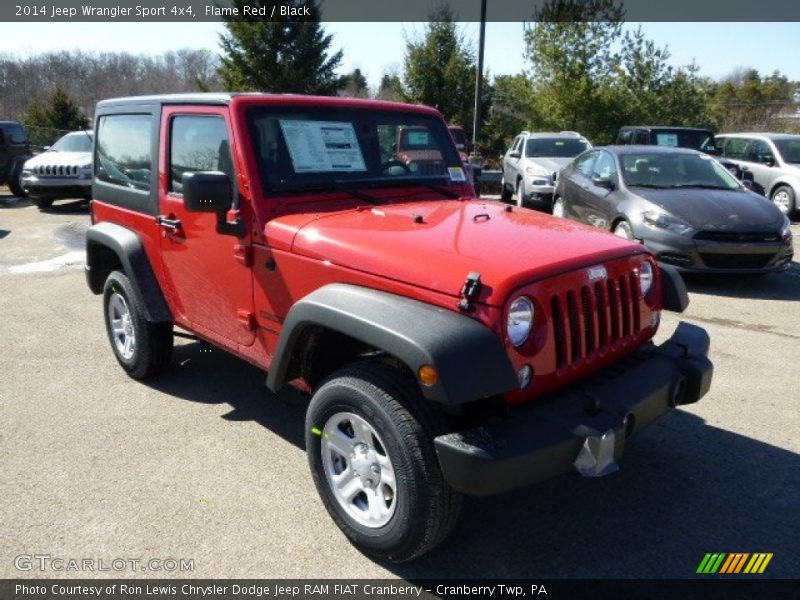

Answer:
[24,87,89,146]
[218,0,344,94]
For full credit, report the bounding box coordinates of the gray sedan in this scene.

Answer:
[553,146,794,274]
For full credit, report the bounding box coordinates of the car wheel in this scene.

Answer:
[305,361,462,562]
[103,270,173,380]
[8,165,27,198]
[771,185,796,216]
[515,179,525,207]
[31,197,54,210]
[552,197,565,218]
[500,176,512,203]
[613,220,634,240]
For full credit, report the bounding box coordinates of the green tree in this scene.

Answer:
[24,87,90,147]
[375,71,403,102]
[708,69,797,132]
[218,0,343,94]
[339,68,369,98]
[402,8,479,128]
[481,74,537,164]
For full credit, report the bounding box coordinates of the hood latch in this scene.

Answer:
[458,272,482,312]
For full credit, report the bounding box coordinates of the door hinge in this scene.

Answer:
[234,244,253,267]
[237,309,256,331]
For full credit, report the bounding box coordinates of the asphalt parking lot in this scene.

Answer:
[1,189,799,580]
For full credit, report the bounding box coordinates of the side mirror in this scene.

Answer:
[763,156,776,167]
[182,171,232,213]
[509,150,521,159]
[592,175,615,190]
[740,170,755,183]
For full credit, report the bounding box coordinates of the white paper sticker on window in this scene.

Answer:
[448,166,467,182]
[655,133,679,147]
[279,120,367,173]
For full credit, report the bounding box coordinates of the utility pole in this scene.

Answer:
[470,0,487,161]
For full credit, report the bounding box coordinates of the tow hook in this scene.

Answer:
[573,429,619,477]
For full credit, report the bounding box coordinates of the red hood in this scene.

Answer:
[266,199,646,306]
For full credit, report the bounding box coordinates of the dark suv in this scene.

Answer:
[616,126,719,154]
[85,93,713,561]
[0,121,32,197]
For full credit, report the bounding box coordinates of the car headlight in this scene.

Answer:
[507,296,534,347]
[642,210,694,235]
[525,165,549,177]
[639,261,654,296]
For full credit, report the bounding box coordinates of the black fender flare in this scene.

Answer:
[659,263,689,313]
[85,222,172,322]
[266,284,518,405]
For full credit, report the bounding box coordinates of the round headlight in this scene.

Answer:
[507,296,534,347]
[639,261,654,296]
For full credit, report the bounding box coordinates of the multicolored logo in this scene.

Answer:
[696,553,773,574]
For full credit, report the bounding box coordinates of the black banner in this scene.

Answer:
[2,580,799,600]
[2,0,800,23]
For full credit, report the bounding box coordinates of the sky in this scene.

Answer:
[2,21,800,89]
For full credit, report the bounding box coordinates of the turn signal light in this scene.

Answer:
[418,364,438,386]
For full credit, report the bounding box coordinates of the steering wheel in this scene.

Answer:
[380,159,411,174]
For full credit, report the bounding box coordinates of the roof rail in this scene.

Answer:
[559,130,581,137]
[520,130,530,136]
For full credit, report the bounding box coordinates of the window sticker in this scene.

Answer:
[408,131,431,146]
[448,166,467,182]
[279,120,367,172]
[656,133,679,147]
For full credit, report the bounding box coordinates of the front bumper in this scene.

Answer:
[434,321,713,495]
[21,175,91,199]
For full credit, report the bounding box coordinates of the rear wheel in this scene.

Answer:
[515,179,525,207]
[305,361,462,562]
[771,185,795,216]
[102,270,173,379]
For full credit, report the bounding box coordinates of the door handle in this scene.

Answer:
[156,215,182,231]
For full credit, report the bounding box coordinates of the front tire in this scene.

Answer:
[500,176,512,203]
[771,185,796,217]
[102,270,173,380]
[515,179,525,207]
[305,361,462,562]
[552,196,565,218]
[613,220,634,240]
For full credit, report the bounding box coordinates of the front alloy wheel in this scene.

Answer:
[516,179,525,207]
[614,220,634,240]
[771,186,795,216]
[108,292,136,360]
[552,197,565,218]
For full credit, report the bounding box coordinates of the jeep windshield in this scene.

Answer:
[246,107,465,195]
[525,138,588,158]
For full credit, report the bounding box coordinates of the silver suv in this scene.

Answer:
[501,131,591,210]
[716,133,800,216]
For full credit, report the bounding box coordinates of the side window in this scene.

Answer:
[511,136,522,153]
[170,115,233,193]
[745,139,774,163]
[634,130,649,144]
[592,151,618,181]
[575,151,598,176]
[95,114,153,191]
[618,130,633,145]
[724,137,749,160]
[7,124,28,145]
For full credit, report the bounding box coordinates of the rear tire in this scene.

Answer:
[552,196,565,218]
[305,361,462,562]
[613,220,634,240]
[102,270,173,380]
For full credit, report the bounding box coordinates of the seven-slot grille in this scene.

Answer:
[550,272,642,370]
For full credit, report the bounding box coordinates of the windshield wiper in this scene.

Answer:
[628,184,665,188]
[420,183,460,199]
[668,184,730,190]
[271,181,382,204]
[370,177,460,198]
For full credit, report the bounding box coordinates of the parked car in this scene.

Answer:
[86,93,712,561]
[553,146,793,274]
[0,121,32,197]
[716,133,800,217]
[615,125,758,191]
[501,131,591,210]
[21,130,94,209]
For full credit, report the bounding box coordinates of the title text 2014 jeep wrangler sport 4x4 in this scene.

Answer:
[85,94,713,562]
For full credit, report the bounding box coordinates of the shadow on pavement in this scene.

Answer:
[684,263,800,301]
[146,341,800,578]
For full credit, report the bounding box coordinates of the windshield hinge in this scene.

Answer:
[458,272,482,312]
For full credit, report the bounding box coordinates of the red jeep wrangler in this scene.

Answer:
[85,94,713,562]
